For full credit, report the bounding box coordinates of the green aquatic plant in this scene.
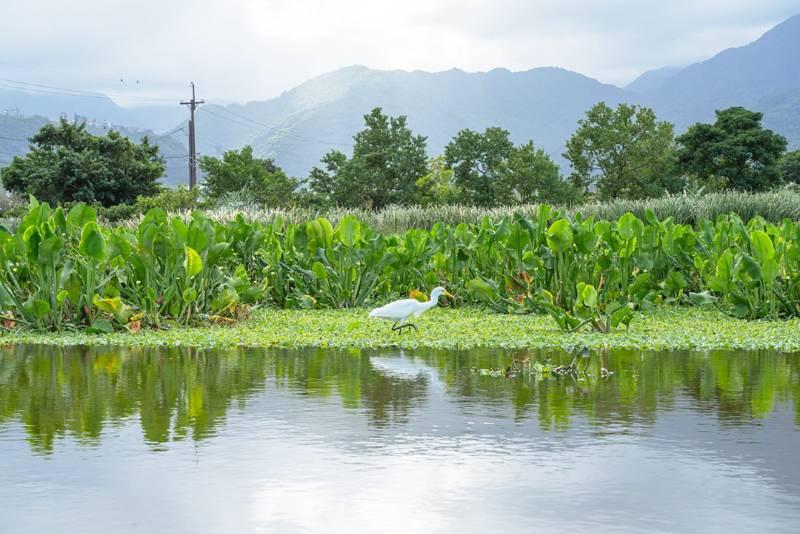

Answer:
[0,200,263,331]
[3,197,800,334]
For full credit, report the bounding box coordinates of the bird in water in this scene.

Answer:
[369,287,454,334]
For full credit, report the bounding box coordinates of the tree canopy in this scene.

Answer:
[199,145,297,207]
[777,149,800,185]
[1,119,163,206]
[444,127,514,207]
[497,141,575,205]
[414,156,461,206]
[564,102,681,201]
[677,107,788,192]
[308,108,427,209]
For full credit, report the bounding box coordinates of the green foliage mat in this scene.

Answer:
[2,307,799,352]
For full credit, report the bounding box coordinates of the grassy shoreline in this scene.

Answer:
[1,307,799,352]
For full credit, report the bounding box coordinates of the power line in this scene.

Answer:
[210,106,352,146]
[199,106,351,147]
[0,134,28,142]
[0,77,180,103]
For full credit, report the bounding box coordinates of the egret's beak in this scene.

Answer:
[444,290,455,299]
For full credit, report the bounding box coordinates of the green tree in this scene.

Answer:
[199,146,297,207]
[497,142,575,205]
[777,149,800,184]
[444,127,514,206]
[414,156,461,206]
[308,108,427,209]
[1,119,163,206]
[677,107,788,192]
[564,102,681,201]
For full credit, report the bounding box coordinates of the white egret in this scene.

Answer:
[369,287,454,334]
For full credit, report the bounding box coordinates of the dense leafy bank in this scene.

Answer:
[1,198,800,334]
[1,308,799,352]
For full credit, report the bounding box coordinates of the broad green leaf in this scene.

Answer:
[578,282,598,309]
[67,203,96,233]
[307,217,333,248]
[93,295,123,314]
[617,212,643,241]
[23,298,50,320]
[56,290,69,305]
[689,291,716,306]
[37,235,64,265]
[507,222,530,251]
[665,271,688,291]
[183,245,203,278]
[312,261,328,280]
[79,222,105,262]
[338,216,361,248]
[211,287,239,314]
[88,318,114,334]
[709,251,733,294]
[466,278,499,302]
[546,219,572,254]
[761,258,779,285]
[750,230,774,265]
[182,287,198,303]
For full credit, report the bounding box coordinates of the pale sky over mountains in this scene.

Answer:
[1,0,798,104]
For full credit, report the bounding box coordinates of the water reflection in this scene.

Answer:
[1,345,798,453]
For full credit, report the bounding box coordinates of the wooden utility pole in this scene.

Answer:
[180,82,204,188]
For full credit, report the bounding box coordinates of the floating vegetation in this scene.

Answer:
[1,307,799,352]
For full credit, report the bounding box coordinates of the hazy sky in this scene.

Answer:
[1,0,798,105]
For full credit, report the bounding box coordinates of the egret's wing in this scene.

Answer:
[369,299,418,320]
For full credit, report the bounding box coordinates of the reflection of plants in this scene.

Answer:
[0,345,271,452]
[1,346,797,453]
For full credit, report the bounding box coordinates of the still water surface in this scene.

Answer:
[1,345,799,533]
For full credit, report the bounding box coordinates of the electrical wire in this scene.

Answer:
[0,78,179,103]
[0,134,29,142]
[199,106,351,147]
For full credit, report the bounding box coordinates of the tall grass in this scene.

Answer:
[113,189,800,233]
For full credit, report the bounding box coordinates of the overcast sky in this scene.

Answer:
[1,0,798,105]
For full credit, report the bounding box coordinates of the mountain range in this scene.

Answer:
[1,13,799,184]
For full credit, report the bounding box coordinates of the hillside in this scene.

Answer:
[2,13,799,181]
[641,14,800,134]
[185,14,800,178]
[190,66,633,176]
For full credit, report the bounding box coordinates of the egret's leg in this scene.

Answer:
[408,323,419,333]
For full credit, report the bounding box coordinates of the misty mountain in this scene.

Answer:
[2,13,799,183]
[640,13,800,133]
[625,66,683,94]
[189,13,800,178]
[191,66,633,176]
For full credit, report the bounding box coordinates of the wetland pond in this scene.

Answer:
[1,345,799,533]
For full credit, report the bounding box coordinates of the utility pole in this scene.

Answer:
[180,82,204,188]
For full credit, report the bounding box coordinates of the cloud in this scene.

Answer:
[0,0,797,103]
